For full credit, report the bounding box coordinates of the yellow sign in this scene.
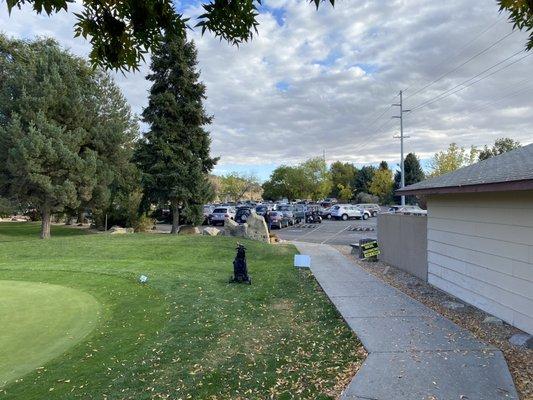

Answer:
[361,241,380,259]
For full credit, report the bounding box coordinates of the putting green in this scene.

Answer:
[0,280,101,387]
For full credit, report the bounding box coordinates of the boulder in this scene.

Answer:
[179,225,201,235]
[245,213,270,243]
[225,218,247,238]
[203,227,221,236]
[108,226,134,235]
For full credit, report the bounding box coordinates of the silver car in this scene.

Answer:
[356,203,381,217]
[209,207,236,226]
[275,204,296,225]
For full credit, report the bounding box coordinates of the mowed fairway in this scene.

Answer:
[0,223,362,399]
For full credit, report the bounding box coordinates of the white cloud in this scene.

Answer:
[1,0,532,174]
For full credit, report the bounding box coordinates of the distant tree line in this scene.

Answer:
[261,136,521,206]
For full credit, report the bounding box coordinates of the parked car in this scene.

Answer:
[292,204,306,222]
[203,205,214,224]
[355,206,371,220]
[268,211,290,229]
[209,207,236,225]
[275,204,296,225]
[330,204,364,221]
[255,204,270,216]
[319,207,332,219]
[356,203,381,217]
[388,205,427,215]
[235,207,253,224]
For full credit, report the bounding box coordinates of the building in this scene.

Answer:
[397,144,533,335]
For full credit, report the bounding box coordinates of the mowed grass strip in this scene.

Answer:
[0,281,101,387]
[0,222,363,399]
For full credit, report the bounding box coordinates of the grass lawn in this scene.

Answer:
[0,222,362,399]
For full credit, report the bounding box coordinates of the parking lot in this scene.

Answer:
[275,218,377,246]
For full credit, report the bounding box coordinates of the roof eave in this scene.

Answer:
[396,179,533,196]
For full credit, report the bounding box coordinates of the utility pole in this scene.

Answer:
[392,90,410,206]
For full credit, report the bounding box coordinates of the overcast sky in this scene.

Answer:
[1,0,532,180]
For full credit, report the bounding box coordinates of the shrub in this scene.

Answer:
[135,215,156,232]
[355,192,379,204]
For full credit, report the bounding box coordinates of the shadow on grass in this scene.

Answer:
[0,222,88,241]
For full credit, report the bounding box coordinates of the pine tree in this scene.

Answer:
[394,153,425,204]
[0,37,98,238]
[135,33,217,234]
[0,36,139,238]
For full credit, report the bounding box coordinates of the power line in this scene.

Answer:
[405,30,516,100]
[465,80,532,114]
[403,15,503,95]
[409,50,531,112]
[364,104,393,128]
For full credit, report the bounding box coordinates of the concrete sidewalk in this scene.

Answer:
[294,242,518,400]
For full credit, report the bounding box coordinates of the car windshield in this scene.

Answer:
[213,208,227,213]
[332,205,340,210]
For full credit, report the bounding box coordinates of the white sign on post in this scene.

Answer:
[294,254,311,268]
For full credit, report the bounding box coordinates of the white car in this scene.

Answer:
[209,207,236,225]
[330,204,366,221]
[355,206,371,220]
[388,205,427,215]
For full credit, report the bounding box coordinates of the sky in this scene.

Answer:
[1,0,532,181]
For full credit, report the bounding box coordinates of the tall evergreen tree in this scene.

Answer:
[352,165,376,195]
[135,33,217,234]
[394,153,425,204]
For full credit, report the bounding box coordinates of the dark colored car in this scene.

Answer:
[255,205,269,216]
[268,211,290,229]
[235,207,253,224]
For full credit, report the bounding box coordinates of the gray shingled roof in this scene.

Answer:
[397,143,533,194]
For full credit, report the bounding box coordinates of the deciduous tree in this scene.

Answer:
[428,143,478,177]
[301,157,332,201]
[330,161,357,199]
[478,137,521,161]
[219,172,259,203]
[369,167,394,205]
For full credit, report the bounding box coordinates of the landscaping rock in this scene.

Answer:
[179,225,200,235]
[483,316,503,325]
[202,227,221,236]
[245,213,270,243]
[441,300,465,310]
[108,226,134,235]
[509,333,533,349]
[224,218,246,238]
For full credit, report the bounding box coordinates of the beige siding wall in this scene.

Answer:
[427,191,533,335]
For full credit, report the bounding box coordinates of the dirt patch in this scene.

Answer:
[272,299,294,311]
[334,245,532,400]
